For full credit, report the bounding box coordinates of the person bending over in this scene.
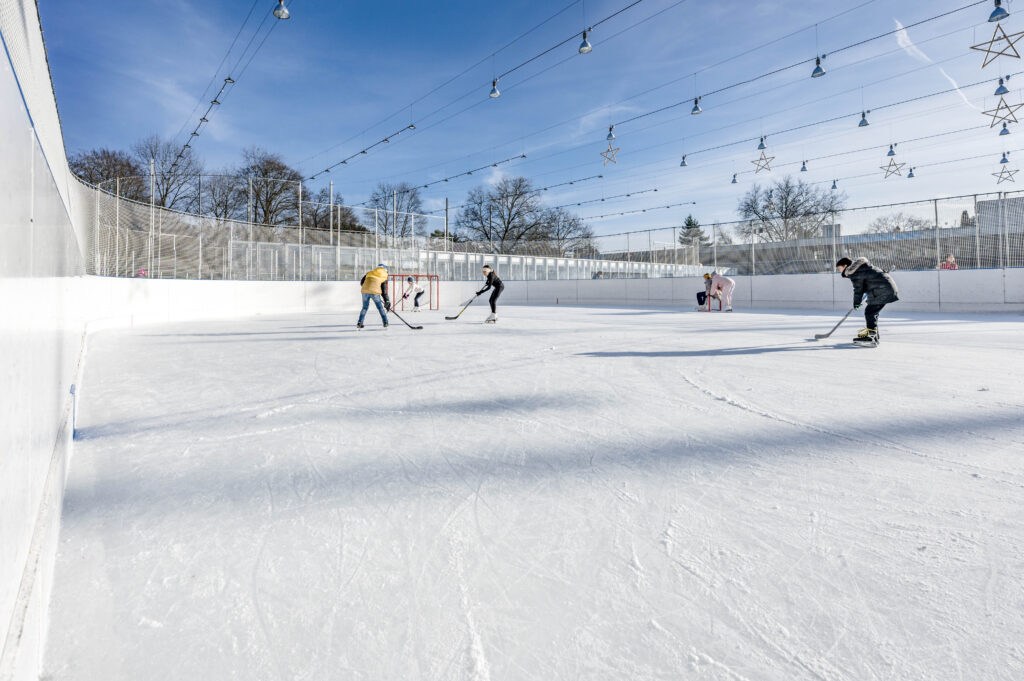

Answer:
[708,272,735,312]
[835,257,899,344]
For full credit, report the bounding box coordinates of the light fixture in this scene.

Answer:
[224,76,235,84]
[811,55,825,78]
[1002,151,1010,163]
[607,125,615,141]
[996,77,1010,95]
[579,30,592,54]
[489,78,500,98]
[680,155,688,167]
[800,160,807,172]
[211,98,220,105]
[691,98,702,115]
[858,111,869,127]
[273,0,290,20]
[191,131,199,137]
[831,179,837,190]
[907,168,915,178]
[1001,122,1011,135]
[199,117,208,123]
[731,174,737,184]
[757,137,766,150]
[989,0,1009,23]
[408,124,416,130]
[887,144,896,156]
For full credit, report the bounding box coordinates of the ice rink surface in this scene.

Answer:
[45,305,1024,681]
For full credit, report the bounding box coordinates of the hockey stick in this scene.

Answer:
[445,293,480,320]
[812,307,855,340]
[387,307,423,330]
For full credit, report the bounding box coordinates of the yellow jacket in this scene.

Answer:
[360,267,389,294]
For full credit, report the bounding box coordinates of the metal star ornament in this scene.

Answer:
[751,150,775,173]
[971,24,1024,68]
[600,141,620,166]
[983,96,1024,127]
[880,158,906,178]
[993,166,1019,184]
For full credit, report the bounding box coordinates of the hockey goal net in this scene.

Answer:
[389,274,440,311]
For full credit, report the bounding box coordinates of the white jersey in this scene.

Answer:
[405,283,425,296]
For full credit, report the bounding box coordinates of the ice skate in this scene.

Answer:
[725,306,733,312]
[413,306,420,312]
[383,322,389,329]
[485,313,497,324]
[852,328,878,345]
[356,322,364,329]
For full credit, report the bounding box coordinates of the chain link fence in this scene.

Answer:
[86,182,1024,281]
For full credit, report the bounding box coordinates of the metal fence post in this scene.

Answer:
[329,180,334,246]
[934,198,940,269]
[713,225,717,272]
[198,216,204,279]
[149,157,155,275]
[115,177,120,276]
[999,192,1005,268]
[973,195,981,268]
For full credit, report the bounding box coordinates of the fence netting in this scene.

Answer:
[86,185,1024,281]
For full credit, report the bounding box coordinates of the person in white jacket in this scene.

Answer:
[707,272,735,312]
[401,277,426,311]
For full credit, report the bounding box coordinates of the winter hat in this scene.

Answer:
[482,264,492,270]
[703,273,712,279]
[835,257,852,268]
[377,263,387,269]
[407,277,414,283]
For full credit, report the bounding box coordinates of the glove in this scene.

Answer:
[402,294,409,300]
[853,302,861,310]
[475,290,484,296]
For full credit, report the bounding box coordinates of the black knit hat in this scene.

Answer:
[835,257,852,268]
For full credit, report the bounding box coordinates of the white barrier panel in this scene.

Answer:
[1006,269,1024,303]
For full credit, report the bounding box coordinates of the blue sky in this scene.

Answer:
[40,0,1022,240]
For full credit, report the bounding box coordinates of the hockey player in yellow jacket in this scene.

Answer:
[357,264,391,329]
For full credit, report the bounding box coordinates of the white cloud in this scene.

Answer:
[895,19,978,111]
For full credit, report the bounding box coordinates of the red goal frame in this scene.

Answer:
[389,274,440,311]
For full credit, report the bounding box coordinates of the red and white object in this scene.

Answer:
[697,294,723,312]
[389,274,440,311]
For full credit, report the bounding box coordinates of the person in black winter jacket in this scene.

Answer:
[836,257,899,343]
[478,264,504,322]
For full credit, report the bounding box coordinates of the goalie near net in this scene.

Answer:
[389,274,440,311]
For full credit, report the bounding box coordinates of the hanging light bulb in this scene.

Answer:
[1001,122,1011,135]
[199,117,208,123]
[579,30,592,54]
[831,179,837,190]
[211,98,221,105]
[224,76,235,84]
[757,137,766,150]
[996,77,1010,96]
[273,0,290,19]
[989,0,1009,22]
[691,98,702,115]
[606,125,615,141]
[731,174,737,184]
[489,78,500,98]
[858,111,869,127]
[679,155,688,167]
[887,144,896,157]
[1001,151,1010,163]
[811,55,825,78]
[907,168,915,178]
[800,160,808,172]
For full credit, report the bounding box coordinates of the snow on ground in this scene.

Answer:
[44,305,1024,681]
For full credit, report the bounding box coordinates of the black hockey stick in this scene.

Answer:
[387,307,423,330]
[445,293,480,320]
[812,307,855,340]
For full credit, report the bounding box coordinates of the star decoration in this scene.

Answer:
[880,158,906,178]
[600,142,620,166]
[993,166,1019,184]
[983,96,1024,127]
[751,150,775,173]
[970,24,1024,68]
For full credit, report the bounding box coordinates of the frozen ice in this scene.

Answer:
[45,306,1024,680]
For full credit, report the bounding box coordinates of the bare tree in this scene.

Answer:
[737,176,846,241]
[200,170,246,220]
[132,135,202,211]
[303,187,365,232]
[455,177,545,252]
[867,212,933,234]
[238,147,306,225]
[541,207,595,256]
[69,148,147,200]
[367,182,424,240]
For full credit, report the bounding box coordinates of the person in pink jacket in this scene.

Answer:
[707,272,735,312]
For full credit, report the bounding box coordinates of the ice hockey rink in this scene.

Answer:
[44,305,1024,681]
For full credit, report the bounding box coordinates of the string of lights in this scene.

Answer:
[351,154,529,206]
[609,0,988,133]
[308,125,417,180]
[422,173,606,214]
[170,0,294,170]
[582,200,695,221]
